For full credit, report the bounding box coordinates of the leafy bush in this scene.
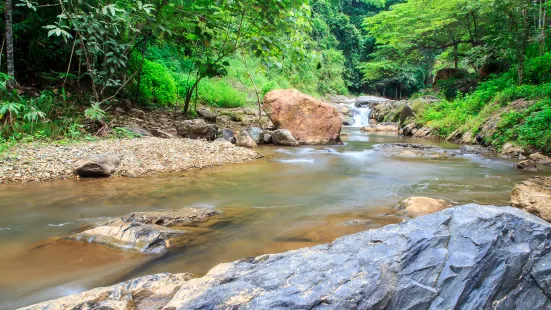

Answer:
[139,60,178,106]
[197,78,247,108]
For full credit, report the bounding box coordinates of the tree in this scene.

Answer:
[4,0,15,91]
[154,0,310,115]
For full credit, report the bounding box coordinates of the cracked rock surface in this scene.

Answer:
[23,205,551,309]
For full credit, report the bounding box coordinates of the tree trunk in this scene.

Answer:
[183,79,201,116]
[134,35,149,102]
[5,0,15,91]
[453,44,459,69]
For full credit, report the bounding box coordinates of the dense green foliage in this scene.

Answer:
[417,54,551,152]
[2,0,551,154]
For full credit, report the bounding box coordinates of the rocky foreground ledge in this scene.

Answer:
[0,137,262,184]
[22,204,551,309]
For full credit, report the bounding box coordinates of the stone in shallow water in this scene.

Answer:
[35,205,551,309]
[69,207,220,254]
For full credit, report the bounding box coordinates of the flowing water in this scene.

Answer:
[349,104,371,127]
[0,128,548,309]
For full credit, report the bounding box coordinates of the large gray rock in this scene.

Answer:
[31,205,551,309]
[356,95,392,106]
[246,127,264,144]
[271,129,299,146]
[73,154,121,177]
[176,119,217,141]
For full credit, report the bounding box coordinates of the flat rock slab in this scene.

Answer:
[33,205,551,309]
[69,207,221,254]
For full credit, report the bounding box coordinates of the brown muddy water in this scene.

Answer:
[0,128,548,309]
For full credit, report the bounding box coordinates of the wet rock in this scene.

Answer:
[176,119,217,141]
[197,108,218,123]
[263,89,342,144]
[221,128,236,144]
[360,122,398,132]
[511,176,551,222]
[150,128,175,139]
[530,153,551,166]
[236,130,257,148]
[514,160,538,172]
[25,205,551,310]
[121,207,220,227]
[73,154,121,177]
[271,129,299,146]
[500,142,526,158]
[459,145,493,155]
[395,197,451,217]
[246,127,265,144]
[20,273,193,310]
[263,133,272,144]
[69,219,185,254]
[400,123,417,136]
[121,126,150,137]
[445,129,462,141]
[69,207,220,254]
[377,143,441,150]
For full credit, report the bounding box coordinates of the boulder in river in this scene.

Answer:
[271,129,299,146]
[176,119,217,141]
[514,160,538,172]
[246,127,265,144]
[33,205,551,309]
[500,142,526,158]
[459,145,494,155]
[395,196,451,217]
[73,154,121,177]
[511,176,551,222]
[235,130,257,148]
[69,207,220,254]
[263,89,342,144]
[530,152,551,165]
[20,273,193,310]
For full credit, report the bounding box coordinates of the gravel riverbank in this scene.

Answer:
[0,138,262,184]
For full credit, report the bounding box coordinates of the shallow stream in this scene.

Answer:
[0,128,547,309]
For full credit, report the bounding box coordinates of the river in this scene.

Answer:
[0,128,547,309]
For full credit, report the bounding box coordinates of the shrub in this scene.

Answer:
[197,78,246,108]
[139,60,177,106]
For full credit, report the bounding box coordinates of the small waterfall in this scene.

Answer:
[350,105,371,127]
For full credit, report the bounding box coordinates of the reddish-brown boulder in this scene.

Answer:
[263,89,342,144]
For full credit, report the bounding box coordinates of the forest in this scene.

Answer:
[1,0,551,153]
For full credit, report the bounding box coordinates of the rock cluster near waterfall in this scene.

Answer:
[23,205,551,309]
